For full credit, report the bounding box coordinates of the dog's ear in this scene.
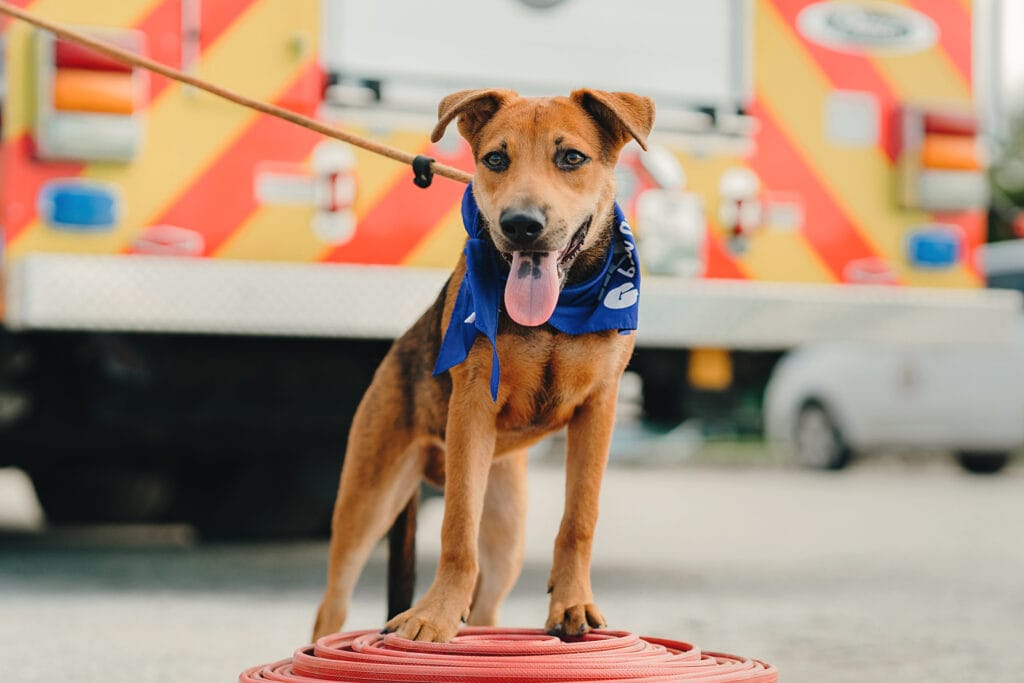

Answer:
[570,89,655,153]
[431,89,518,146]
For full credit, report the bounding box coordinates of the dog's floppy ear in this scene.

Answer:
[570,89,655,153]
[431,89,517,146]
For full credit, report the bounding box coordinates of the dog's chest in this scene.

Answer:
[493,329,628,437]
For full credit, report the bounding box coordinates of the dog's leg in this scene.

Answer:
[385,387,496,642]
[387,489,419,620]
[545,382,618,636]
[313,411,424,640]
[467,448,528,626]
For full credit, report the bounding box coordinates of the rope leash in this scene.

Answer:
[241,628,779,682]
[0,1,473,188]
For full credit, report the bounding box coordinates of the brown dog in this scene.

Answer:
[314,88,654,643]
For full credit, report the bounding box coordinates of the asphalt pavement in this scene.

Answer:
[1,452,1022,683]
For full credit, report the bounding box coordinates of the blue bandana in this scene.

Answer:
[433,185,640,400]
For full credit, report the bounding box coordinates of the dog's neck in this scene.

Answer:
[480,209,615,288]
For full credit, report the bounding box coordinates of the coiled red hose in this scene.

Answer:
[240,628,778,683]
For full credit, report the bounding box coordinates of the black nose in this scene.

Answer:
[499,207,545,246]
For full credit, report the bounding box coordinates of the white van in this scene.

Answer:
[764,241,1024,474]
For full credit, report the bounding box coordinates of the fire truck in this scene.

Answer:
[0,0,1018,534]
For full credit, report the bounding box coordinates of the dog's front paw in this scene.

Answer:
[313,594,347,641]
[545,600,606,637]
[384,599,468,643]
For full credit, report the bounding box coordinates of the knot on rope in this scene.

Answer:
[412,155,436,188]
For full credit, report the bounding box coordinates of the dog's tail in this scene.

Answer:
[386,488,419,620]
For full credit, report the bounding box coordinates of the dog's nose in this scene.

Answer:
[499,207,545,246]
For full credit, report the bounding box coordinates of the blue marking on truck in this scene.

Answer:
[907,226,962,269]
[39,181,119,231]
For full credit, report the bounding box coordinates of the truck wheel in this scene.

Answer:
[27,460,176,524]
[954,451,1011,475]
[794,402,851,470]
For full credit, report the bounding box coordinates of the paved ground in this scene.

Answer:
[1,453,1023,683]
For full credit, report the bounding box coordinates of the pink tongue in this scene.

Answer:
[505,251,560,327]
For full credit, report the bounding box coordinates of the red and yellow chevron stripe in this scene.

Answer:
[738,0,981,287]
[1,0,986,290]
[3,0,322,256]
[662,0,983,287]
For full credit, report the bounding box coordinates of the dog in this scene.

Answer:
[314,88,654,643]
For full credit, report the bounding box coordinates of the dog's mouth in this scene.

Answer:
[556,216,591,277]
[498,216,592,279]
[500,216,591,327]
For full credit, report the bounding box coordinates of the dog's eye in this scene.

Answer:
[482,151,509,171]
[557,149,589,170]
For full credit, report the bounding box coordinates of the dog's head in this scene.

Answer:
[431,89,654,327]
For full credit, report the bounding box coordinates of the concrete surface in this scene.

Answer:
[1,455,1022,682]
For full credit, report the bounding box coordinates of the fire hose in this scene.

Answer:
[240,628,778,683]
